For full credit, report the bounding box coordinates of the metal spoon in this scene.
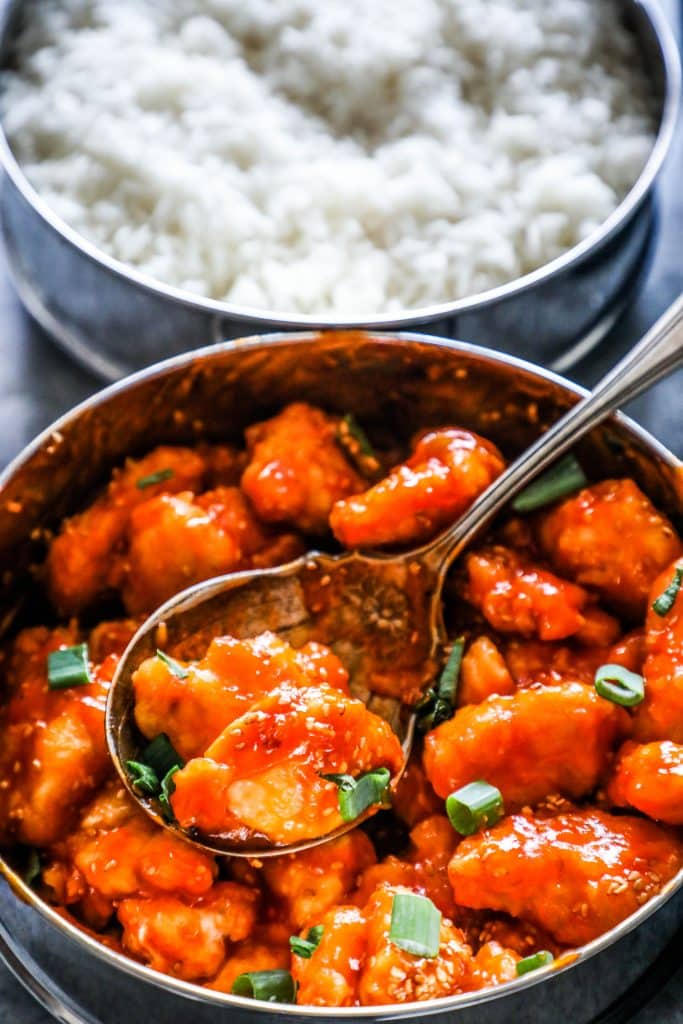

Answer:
[106,295,683,858]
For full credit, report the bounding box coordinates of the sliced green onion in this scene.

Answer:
[417,637,465,733]
[158,765,181,821]
[289,924,324,959]
[336,414,381,475]
[511,454,587,513]
[231,969,297,1003]
[516,951,554,976]
[652,567,683,617]
[136,468,174,490]
[125,760,160,796]
[594,663,644,707]
[23,849,41,886]
[156,649,189,680]
[321,767,391,822]
[47,643,91,690]
[142,733,184,780]
[389,892,441,958]
[446,780,504,836]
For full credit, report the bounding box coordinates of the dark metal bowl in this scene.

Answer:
[0,330,681,1024]
[0,0,679,379]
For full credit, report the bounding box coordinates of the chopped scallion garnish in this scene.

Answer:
[389,892,441,958]
[142,733,184,780]
[47,643,91,690]
[594,663,644,707]
[516,950,554,976]
[336,414,381,476]
[136,468,174,490]
[417,637,465,733]
[652,567,683,617]
[158,764,181,821]
[446,780,504,836]
[321,767,391,822]
[511,454,587,513]
[231,969,297,1003]
[125,760,160,796]
[156,649,189,680]
[289,924,324,958]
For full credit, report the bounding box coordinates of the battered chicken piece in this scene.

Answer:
[632,558,683,742]
[0,626,114,846]
[608,740,683,825]
[538,479,682,619]
[46,446,208,614]
[118,880,258,981]
[43,784,217,925]
[292,905,367,1006]
[359,885,472,1004]
[330,428,504,548]
[470,942,520,989]
[262,831,376,929]
[463,546,619,643]
[171,680,403,842]
[448,810,683,946]
[458,636,516,706]
[121,487,303,614]
[503,639,606,687]
[207,924,291,993]
[133,632,348,761]
[423,682,629,808]
[241,403,364,534]
[475,916,562,959]
[354,815,458,918]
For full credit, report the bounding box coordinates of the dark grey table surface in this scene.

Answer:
[1,2,683,1021]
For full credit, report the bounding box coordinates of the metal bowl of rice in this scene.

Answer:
[0,0,678,380]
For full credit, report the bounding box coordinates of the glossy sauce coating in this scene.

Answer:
[1,404,682,1009]
[448,810,683,945]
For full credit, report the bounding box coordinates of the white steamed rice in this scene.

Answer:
[0,0,656,316]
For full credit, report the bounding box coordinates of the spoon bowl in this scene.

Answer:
[107,548,435,856]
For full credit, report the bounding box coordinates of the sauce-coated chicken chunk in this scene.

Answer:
[171,678,403,843]
[133,632,348,761]
[292,905,367,1006]
[463,546,619,643]
[633,559,683,742]
[608,740,683,825]
[262,831,376,929]
[122,487,302,613]
[359,885,472,1004]
[423,682,628,808]
[43,783,217,927]
[242,403,364,533]
[538,479,681,619]
[458,636,516,706]
[118,881,257,981]
[293,885,473,1006]
[330,428,504,548]
[448,810,683,946]
[45,445,238,615]
[0,626,114,846]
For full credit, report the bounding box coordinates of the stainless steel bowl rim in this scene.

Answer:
[0,0,679,332]
[0,328,681,1017]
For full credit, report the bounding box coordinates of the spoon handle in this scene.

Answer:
[423,292,683,575]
